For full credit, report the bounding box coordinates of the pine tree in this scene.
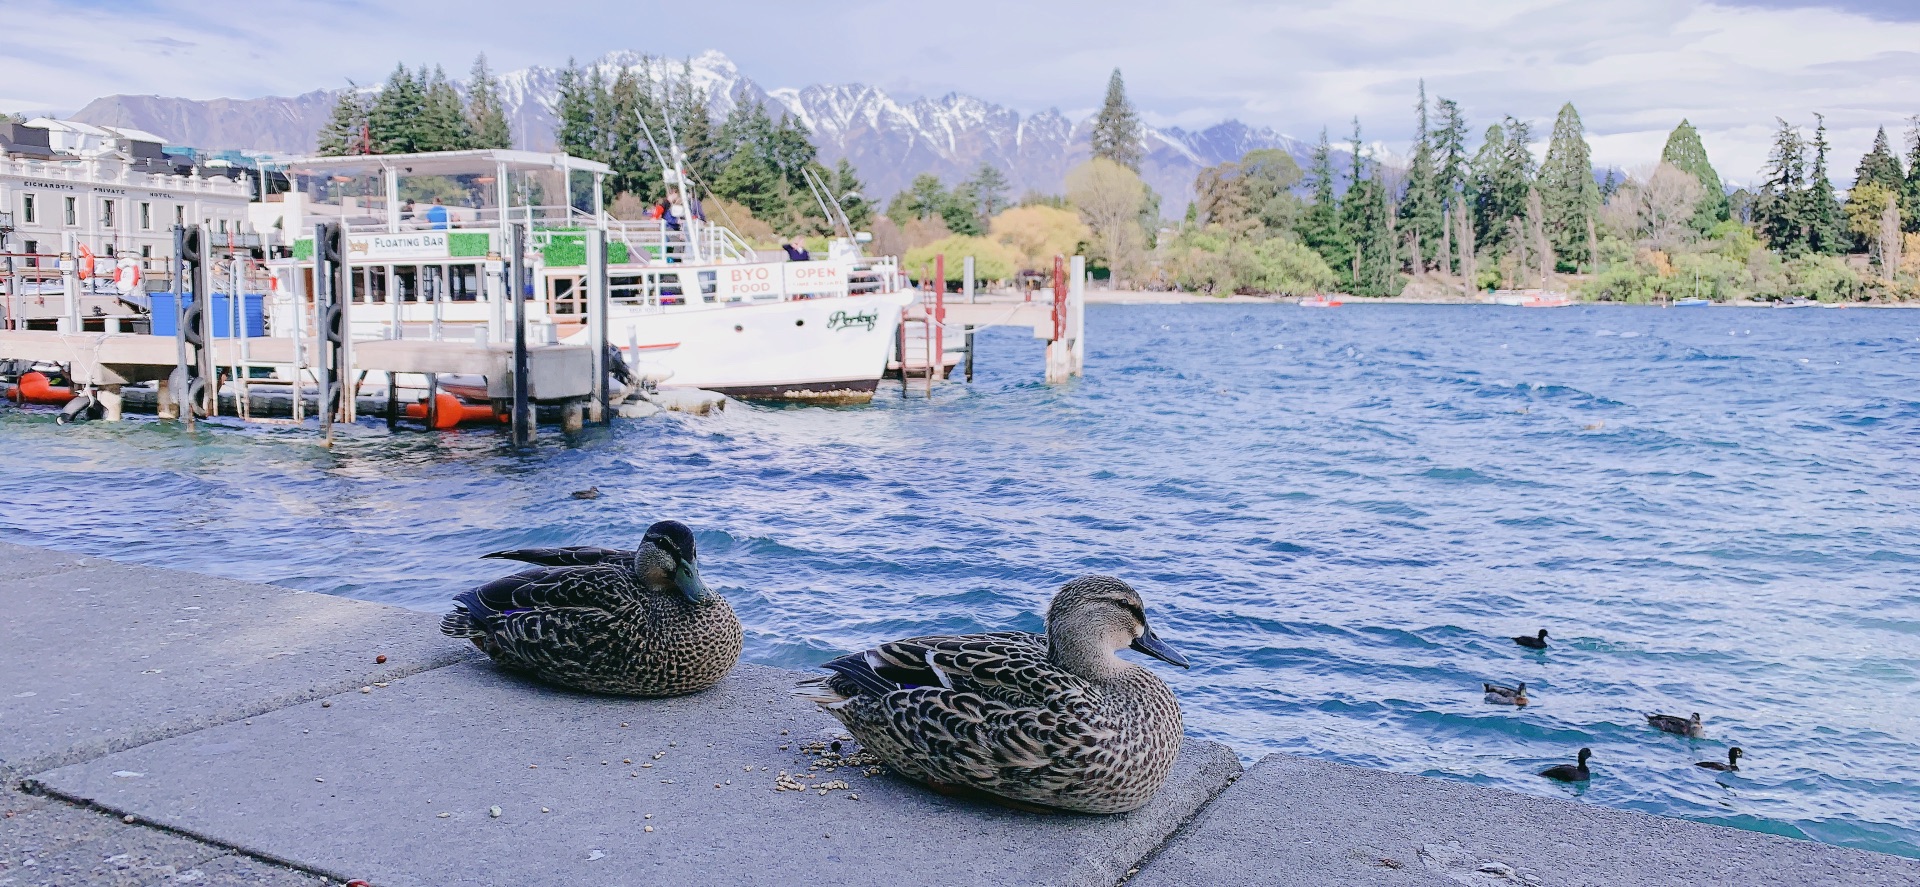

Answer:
[604,67,658,203]
[832,158,873,228]
[1807,114,1846,255]
[1432,98,1470,214]
[1905,117,1920,233]
[368,64,427,154]
[1398,82,1442,272]
[467,54,512,150]
[1297,128,1348,277]
[1467,122,1506,253]
[1659,120,1728,229]
[316,87,371,156]
[1537,103,1599,269]
[554,59,598,161]
[887,174,949,226]
[1338,120,1396,295]
[664,61,717,186]
[1756,119,1810,254]
[1854,127,1904,193]
[1090,68,1144,172]
[419,66,473,151]
[966,162,1011,220]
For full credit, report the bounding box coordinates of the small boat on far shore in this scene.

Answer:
[1489,289,1572,308]
[1298,295,1343,308]
[1674,297,1711,307]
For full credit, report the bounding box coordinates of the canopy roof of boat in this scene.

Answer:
[280,149,610,178]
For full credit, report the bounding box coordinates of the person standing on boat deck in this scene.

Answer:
[425,198,449,230]
[688,195,705,222]
[782,238,810,262]
[401,199,416,225]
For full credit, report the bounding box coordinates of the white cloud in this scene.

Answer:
[5,0,1916,184]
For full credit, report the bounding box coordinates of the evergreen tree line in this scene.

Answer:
[551,57,871,234]
[884,163,1013,236]
[317,55,511,156]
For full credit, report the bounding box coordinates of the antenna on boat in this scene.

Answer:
[801,165,858,248]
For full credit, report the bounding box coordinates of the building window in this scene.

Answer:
[106,243,116,257]
[23,240,37,267]
[102,199,115,227]
[64,196,77,226]
[141,245,152,258]
[140,202,152,230]
[21,194,34,224]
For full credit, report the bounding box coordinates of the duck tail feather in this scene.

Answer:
[820,651,897,699]
[440,604,481,639]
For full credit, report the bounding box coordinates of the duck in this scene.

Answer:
[1513,629,1549,650]
[441,520,741,696]
[481,544,635,570]
[1646,712,1705,738]
[1539,748,1592,782]
[797,576,1188,814]
[1483,681,1528,706]
[1696,747,1743,772]
[571,486,601,500]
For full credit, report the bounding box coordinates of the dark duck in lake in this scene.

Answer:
[1539,748,1592,783]
[1483,681,1528,706]
[442,520,741,696]
[1646,712,1706,738]
[1513,629,1549,649]
[1696,747,1743,772]
[798,576,1188,814]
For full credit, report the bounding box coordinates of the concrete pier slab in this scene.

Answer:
[0,789,328,887]
[0,543,476,780]
[1127,753,1920,887]
[29,662,1241,887]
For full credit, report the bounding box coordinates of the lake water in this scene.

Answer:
[3,303,1917,858]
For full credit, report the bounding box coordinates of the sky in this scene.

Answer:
[6,0,1920,184]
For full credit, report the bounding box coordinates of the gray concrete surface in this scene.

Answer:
[0,542,476,780]
[30,662,1242,887]
[0,789,329,887]
[1128,753,1920,887]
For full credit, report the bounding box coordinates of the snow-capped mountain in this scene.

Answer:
[68,49,1350,214]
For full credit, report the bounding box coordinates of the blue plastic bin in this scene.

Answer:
[148,293,265,338]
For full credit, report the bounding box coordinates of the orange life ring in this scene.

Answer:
[10,371,75,405]
[75,244,96,280]
[403,391,505,429]
[113,259,142,294]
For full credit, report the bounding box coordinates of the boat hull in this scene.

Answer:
[575,292,914,403]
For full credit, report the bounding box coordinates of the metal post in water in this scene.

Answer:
[586,228,609,424]
[933,253,945,395]
[963,255,975,304]
[61,231,80,332]
[510,223,531,448]
[170,225,191,426]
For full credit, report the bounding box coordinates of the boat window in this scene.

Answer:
[398,265,423,303]
[449,264,479,301]
[658,272,683,306]
[699,270,718,303]
[610,275,645,305]
[548,276,580,316]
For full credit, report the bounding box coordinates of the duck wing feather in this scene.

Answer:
[448,565,644,666]
[480,546,633,569]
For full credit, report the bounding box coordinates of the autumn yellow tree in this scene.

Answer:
[1065,158,1149,286]
[989,205,1088,272]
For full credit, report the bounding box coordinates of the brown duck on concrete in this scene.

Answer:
[799,576,1189,814]
[442,520,741,696]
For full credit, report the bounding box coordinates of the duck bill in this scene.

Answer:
[673,560,712,602]
[1131,627,1190,668]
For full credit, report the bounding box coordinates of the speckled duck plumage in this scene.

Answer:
[441,520,741,696]
[798,576,1189,815]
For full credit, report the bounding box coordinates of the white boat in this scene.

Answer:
[1297,294,1342,308]
[1672,297,1710,307]
[259,149,912,403]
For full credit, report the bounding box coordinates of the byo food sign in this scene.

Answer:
[717,264,782,300]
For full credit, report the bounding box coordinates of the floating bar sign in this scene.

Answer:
[346,232,450,259]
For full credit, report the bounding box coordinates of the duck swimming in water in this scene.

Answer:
[798,576,1188,814]
[1539,748,1592,783]
[1646,712,1705,738]
[1483,681,1528,706]
[1696,747,1743,772]
[1513,629,1549,650]
[442,520,741,696]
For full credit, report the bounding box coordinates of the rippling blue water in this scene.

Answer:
[4,304,1918,857]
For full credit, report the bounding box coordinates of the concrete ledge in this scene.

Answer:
[0,544,477,781]
[0,788,329,887]
[1128,753,1920,887]
[30,662,1240,887]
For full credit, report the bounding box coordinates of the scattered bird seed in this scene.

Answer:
[315,777,325,783]
[436,813,450,819]
[644,814,652,819]
[587,850,605,861]
[358,687,371,694]
[642,763,653,769]
[848,793,859,801]
[123,815,136,824]
[373,682,388,688]
[779,730,788,735]
[375,654,387,664]
[644,825,654,833]
[541,807,550,813]
[619,722,629,728]
[623,759,632,764]
[321,700,332,708]
[489,806,501,818]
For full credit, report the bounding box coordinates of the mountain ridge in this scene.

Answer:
[68,49,1356,214]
